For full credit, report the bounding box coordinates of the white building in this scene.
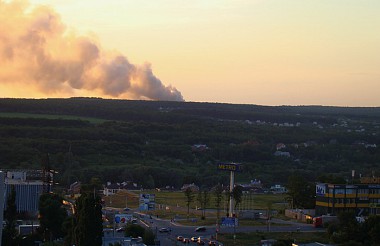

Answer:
[2,170,52,215]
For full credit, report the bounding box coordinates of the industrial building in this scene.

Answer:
[315,177,380,216]
[2,169,52,216]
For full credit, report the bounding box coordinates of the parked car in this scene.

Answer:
[197,240,205,245]
[177,236,184,241]
[158,227,171,233]
[183,238,190,243]
[195,226,206,232]
[208,241,217,246]
[191,236,198,242]
[116,227,125,232]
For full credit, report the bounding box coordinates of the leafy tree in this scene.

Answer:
[286,174,315,208]
[74,192,103,246]
[232,185,243,210]
[125,224,145,238]
[213,184,224,222]
[329,211,360,244]
[62,217,76,246]
[2,186,18,246]
[39,193,68,241]
[361,215,380,245]
[197,189,210,219]
[184,187,195,220]
[143,228,155,245]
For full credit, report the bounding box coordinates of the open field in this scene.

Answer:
[0,112,106,124]
[104,190,288,210]
[103,190,289,225]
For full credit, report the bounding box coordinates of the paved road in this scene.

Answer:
[134,212,325,246]
[105,208,324,246]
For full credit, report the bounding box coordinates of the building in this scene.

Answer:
[270,184,287,194]
[315,177,380,216]
[2,170,52,215]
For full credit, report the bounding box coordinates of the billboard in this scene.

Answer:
[217,163,242,172]
[139,194,155,211]
[221,217,238,227]
[114,214,132,223]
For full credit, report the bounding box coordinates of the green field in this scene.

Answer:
[104,190,289,225]
[0,112,106,124]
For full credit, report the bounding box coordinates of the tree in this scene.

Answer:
[2,186,18,246]
[286,174,315,208]
[73,192,103,246]
[39,193,68,241]
[328,211,360,244]
[361,215,380,245]
[232,185,243,210]
[214,184,224,222]
[197,189,210,220]
[143,228,155,245]
[125,224,145,238]
[184,187,195,220]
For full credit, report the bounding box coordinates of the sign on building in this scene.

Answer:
[316,184,326,196]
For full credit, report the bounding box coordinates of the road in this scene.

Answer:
[135,212,324,245]
[104,208,324,245]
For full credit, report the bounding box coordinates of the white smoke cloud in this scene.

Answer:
[0,0,184,101]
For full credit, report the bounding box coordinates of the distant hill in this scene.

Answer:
[0,98,379,189]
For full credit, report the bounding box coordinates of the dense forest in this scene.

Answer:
[0,98,379,189]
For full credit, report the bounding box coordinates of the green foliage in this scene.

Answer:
[327,212,380,245]
[124,224,145,238]
[2,186,18,246]
[73,192,103,246]
[184,188,195,219]
[39,193,68,240]
[197,189,210,219]
[286,174,315,209]
[0,98,379,190]
[143,228,155,245]
[213,184,224,221]
[232,185,243,210]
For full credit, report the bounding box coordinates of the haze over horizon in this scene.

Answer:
[1,0,379,107]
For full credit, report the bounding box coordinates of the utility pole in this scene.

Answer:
[229,170,235,217]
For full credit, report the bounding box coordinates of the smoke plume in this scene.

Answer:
[0,1,183,101]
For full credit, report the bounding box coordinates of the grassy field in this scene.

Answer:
[102,190,286,210]
[0,112,106,124]
[103,190,289,225]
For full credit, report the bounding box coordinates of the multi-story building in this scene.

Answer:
[315,177,380,216]
[2,170,52,216]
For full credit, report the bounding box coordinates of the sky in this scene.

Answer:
[1,0,380,106]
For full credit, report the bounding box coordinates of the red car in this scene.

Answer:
[182,238,190,243]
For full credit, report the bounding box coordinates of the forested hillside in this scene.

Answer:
[0,98,379,189]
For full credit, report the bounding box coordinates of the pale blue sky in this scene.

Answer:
[7,0,380,106]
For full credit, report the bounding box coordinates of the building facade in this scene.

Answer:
[315,178,380,216]
[2,170,52,215]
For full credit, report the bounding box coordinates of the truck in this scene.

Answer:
[312,215,338,228]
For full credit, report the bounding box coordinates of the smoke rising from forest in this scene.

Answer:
[0,1,183,101]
